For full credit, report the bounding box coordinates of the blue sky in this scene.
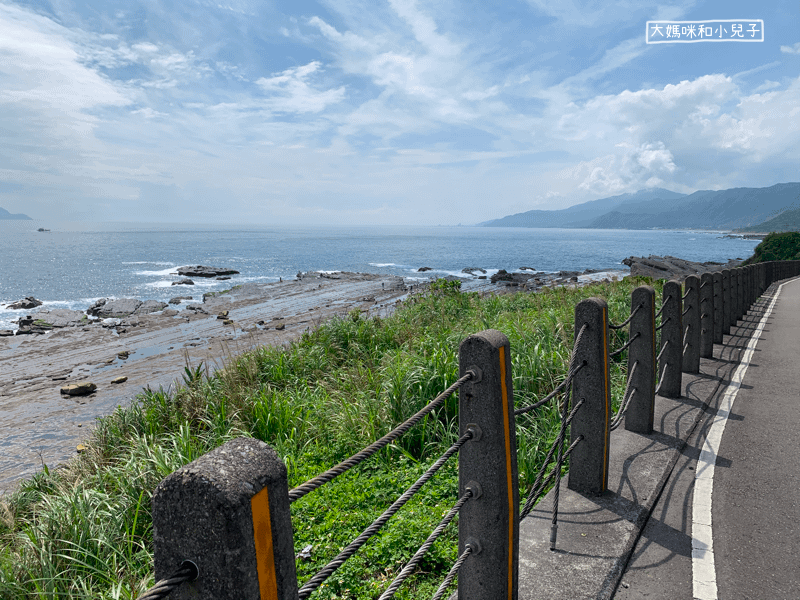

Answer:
[0,0,798,225]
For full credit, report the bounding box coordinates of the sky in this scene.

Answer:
[0,1,799,225]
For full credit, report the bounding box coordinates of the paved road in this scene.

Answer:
[614,277,800,599]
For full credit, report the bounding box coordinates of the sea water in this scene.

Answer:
[0,221,759,330]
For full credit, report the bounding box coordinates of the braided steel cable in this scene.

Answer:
[514,323,587,416]
[137,561,198,600]
[519,434,583,520]
[514,362,584,416]
[610,361,638,432]
[609,332,640,358]
[430,544,474,600]
[377,490,473,600]
[655,316,671,331]
[682,289,691,300]
[654,362,669,395]
[608,303,642,330]
[289,372,473,502]
[549,375,576,551]
[656,339,669,362]
[655,295,671,318]
[683,324,690,346]
[682,305,692,316]
[520,399,586,519]
[297,431,473,598]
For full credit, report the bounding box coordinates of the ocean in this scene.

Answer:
[0,221,759,330]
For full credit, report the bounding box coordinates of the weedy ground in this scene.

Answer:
[0,276,661,599]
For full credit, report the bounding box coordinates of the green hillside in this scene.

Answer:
[743,232,800,264]
[736,206,800,233]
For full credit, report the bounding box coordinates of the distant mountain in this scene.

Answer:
[481,182,800,231]
[736,206,800,233]
[480,188,686,228]
[0,207,32,220]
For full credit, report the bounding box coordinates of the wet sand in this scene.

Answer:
[0,272,410,493]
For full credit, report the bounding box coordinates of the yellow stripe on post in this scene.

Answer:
[251,486,278,600]
[498,345,514,600]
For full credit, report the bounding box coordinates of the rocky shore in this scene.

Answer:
[0,255,747,492]
[622,255,744,280]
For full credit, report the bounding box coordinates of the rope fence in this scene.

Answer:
[142,259,798,600]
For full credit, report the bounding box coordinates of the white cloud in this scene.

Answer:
[255,62,346,113]
[780,42,800,54]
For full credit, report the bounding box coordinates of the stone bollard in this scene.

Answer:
[657,281,683,398]
[712,272,724,344]
[700,272,714,359]
[722,269,732,334]
[569,298,611,495]
[625,286,656,434]
[152,437,299,600]
[682,275,700,373]
[736,268,744,321]
[458,330,519,600]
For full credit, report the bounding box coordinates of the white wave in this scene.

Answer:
[135,266,180,277]
[122,261,175,266]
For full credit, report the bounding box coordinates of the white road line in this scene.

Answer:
[691,279,791,600]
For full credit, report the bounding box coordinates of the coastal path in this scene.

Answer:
[614,276,800,599]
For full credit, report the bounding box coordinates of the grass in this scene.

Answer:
[0,275,662,599]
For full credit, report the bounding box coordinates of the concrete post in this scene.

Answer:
[731,268,740,325]
[712,272,723,344]
[745,266,752,309]
[625,286,656,434]
[568,298,610,495]
[722,269,732,335]
[458,330,518,600]
[152,438,299,600]
[658,281,683,398]
[682,275,700,373]
[700,272,714,359]
[736,268,744,321]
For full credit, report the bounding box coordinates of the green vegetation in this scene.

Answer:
[737,206,800,233]
[0,276,659,599]
[743,232,800,264]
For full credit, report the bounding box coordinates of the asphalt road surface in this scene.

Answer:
[615,276,800,600]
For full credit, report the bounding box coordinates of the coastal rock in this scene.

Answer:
[95,298,142,318]
[176,265,239,278]
[6,296,43,310]
[216,276,231,280]
[168,296,193,304]
[0,330,13,336]
[462,267,487,275]
[172,278,195,286]
[110,376,128,384]
[86,299,107,317]
[161,309,178,317]
[490,270,535,285]
[60,382,97,396]
[134,300,168,315]
[418,266,432,272]
[185,304,207,313]
[622,255,743,280]
[275,323,285,330]
[31,309,86,328]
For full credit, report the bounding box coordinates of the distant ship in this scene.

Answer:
[37,228,50,232]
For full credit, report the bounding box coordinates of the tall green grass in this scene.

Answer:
[0,276,661,599]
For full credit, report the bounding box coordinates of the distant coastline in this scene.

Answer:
[0,207,32,220]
